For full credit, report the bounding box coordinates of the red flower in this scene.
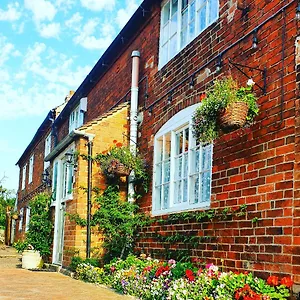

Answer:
[281,277,293,288]
[199,93,206,101]
[267,276,279,286]
[155,265,169,277]
[185,269,195,282]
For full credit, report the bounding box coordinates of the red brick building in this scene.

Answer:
[16,0,300,292]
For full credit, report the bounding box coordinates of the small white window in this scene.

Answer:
[152,104,213,215]
[21,165,27,190]
[62,160,74,200]
[25,207,31,232]
[19,208,24,232]
[159,0,219,68]
[44,134,51,170]
[69,98,87,133]
[52,162,58,202]
[28,155,34,184]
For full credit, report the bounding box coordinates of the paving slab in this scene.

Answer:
[0,247,132,300]
[0,269,132,300]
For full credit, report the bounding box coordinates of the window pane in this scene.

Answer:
[163,184,170,209]
[162,24,169,44]
[198,6,207,32]
[155,163,163,186]
[157,137,163,162]
[183,153,188,177]
[170,13,178,36]
[67,166,73,194]
[189,1,196,38]
[175,157,182,179]
[163,161,171,183]
[201,171,211,202]
[191,176,199,204]
[155,186,162,210]
[174,181,182,204]
[181,9,188,47]
[164,133,171,159]
[192,147,200,173]
[169,34,178,58]
[162,2,170,25]
[184,128,189,152]
[202,144,212,170]
[183,179,188,202]
[182,0,188,9]
[171,0,178,15]
[161,44,169,67]
[176,131,183,155]
[209,0,218,22]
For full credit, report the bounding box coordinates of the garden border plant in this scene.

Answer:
[14,193,53,258]
[74,254,293,300]
[68,184,152,263]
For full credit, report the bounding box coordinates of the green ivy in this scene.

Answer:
[156,205,247,225]
[14,193,53,257]
[68,185,151,263]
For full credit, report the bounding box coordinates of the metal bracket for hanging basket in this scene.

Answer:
[229,59,267,95]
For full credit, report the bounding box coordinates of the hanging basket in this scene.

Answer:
[219,101,249,130]
[106,159,131,176]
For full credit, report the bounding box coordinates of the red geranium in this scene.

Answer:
[155,265,170,277]
[281,277,293,288]
[185,269,195,282]
[267,276,279,286]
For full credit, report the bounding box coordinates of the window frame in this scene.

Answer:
[25,206,31,232]
[44,133,51,170]
[152,104,213,216]
[68,98,87,133]
[18,207,24,232]
[28,154,34,184]
[21,164,27,190]
[159,0,219,69]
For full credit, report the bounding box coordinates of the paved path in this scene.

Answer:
[0,246,132,300]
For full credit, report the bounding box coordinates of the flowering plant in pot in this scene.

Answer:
[192,77,259,144]
[95,146,149,192]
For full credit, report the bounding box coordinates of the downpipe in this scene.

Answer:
[128,50,140,203]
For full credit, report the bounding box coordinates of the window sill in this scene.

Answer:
[151,202,210,217]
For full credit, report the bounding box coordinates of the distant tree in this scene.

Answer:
[0,185,16,229]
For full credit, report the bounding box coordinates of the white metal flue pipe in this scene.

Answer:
[128,50,140,203]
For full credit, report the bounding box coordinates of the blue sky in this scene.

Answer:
[0,0,142,192]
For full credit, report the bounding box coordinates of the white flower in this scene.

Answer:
[247,78,255,86]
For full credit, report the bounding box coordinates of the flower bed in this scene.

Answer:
[75,255,292,300]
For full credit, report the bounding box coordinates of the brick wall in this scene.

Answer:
[15,128,52,241]
[134,0,299,286]
[62,105,129,265]
[46,0,299,285]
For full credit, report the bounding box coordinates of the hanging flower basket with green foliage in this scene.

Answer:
[95,146,149,192]
[192,77,259,144]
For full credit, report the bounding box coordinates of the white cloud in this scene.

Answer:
[12,21,25,34]
[0,35,15,66]
[24,0,56,22]
[116,0,139,28]
[0,2,22,21]
[65,12,82,28]
[80,0,115,11]
[0,70,10,82]
[55,0,75,12]
[73,19,115,50]
[38,22,61,38]
[0,40,92,119]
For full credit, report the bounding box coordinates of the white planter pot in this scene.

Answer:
[22,250,42,269]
